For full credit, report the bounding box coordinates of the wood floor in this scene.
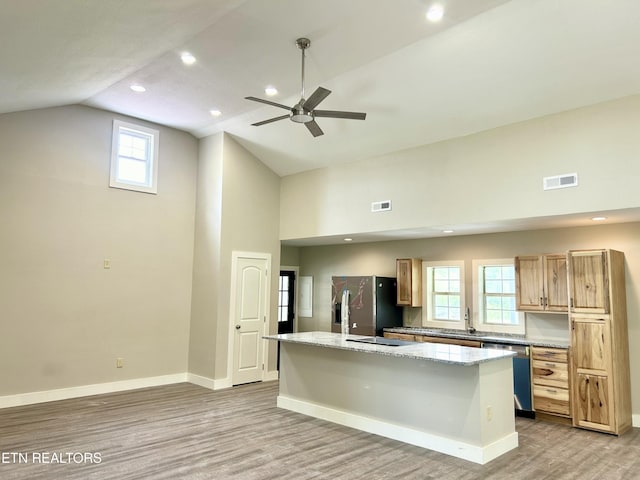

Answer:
[1,381,639,479]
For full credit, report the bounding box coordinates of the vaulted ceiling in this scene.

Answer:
[3,0,640,178]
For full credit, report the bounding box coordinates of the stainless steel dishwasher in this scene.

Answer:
[482,342,533,418]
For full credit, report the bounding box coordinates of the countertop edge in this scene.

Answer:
[264,332,516,366]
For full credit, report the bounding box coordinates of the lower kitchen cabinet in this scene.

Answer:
[415,335,482,348]
[531,347,571,418]
[383,332,482,348]
[383,332,416,342]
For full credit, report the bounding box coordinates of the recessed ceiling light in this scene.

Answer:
[591,216,608,221]
[209,109,222,117]
[181,52,197,65]
[443,229,454,234]
[344,238,353,242]
[426,4,444,22]
[130,84,146,93]
[265,86,278,96]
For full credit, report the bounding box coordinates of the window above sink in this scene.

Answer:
[418,257,525,335]
[473,258,525,335]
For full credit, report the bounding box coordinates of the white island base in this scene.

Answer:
[271,332,518,465]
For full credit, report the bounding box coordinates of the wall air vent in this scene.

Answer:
[371,200,392,212]
[543,173,578,191]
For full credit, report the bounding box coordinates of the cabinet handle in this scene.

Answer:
[539,297,543,306]
[570,298,574,309]
[545,362,556,367]
[546,388,557,394]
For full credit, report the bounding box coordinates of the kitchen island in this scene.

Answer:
[265,331,518,464]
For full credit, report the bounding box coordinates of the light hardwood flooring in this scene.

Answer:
[1,381,639,479]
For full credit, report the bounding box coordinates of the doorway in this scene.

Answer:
[278,269,296,335]
[277,268,297,369]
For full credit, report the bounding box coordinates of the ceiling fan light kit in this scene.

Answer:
[245,37,367,137]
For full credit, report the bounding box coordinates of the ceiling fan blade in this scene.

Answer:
[305,120,324,137]
[314,110,366,120]
[302,87,331,110]
[251,114,290,126]
[245,96,292,111]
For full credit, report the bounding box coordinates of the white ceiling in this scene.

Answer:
[4,0,640,178]
[3,0,640,243]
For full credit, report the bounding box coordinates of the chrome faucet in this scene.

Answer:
[465,307,476,334]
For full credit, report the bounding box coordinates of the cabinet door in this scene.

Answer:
[574,373,611,431]
[544,254,568,311]
[571,317,610,371]
[396,259,412,306]
[515,256,544,311]
[569,251,609,313]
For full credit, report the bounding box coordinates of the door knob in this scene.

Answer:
[235,325,241,330]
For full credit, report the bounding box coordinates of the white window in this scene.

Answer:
[110,120,159,194]
[472,258,525,334]
[422,260,465,330]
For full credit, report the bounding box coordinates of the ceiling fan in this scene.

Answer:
[245,37,366,137]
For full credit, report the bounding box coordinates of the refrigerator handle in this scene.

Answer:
[341,290,350,334]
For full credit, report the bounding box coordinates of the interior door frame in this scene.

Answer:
[226,250,272,385]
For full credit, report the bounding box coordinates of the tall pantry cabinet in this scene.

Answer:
[568,249,632,435]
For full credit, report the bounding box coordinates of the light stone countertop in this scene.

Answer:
[385,327,570,349]
[264,331,516,366]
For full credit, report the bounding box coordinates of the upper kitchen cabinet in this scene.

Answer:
[515,254,568,312]
[568,249,631,435]
[396,258,422,307]
[567,250,609,314]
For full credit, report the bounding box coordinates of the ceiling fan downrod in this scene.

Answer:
[291,38,312,124]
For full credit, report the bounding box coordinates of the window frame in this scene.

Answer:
[472,258,525,335]
[422,260,466,330]
[110,119,159,194]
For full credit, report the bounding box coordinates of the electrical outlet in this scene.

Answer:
[486,405,493,421]
[104,259,111,269]
[116,358,124,368]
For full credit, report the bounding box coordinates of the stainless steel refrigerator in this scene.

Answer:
[331,276,403,336]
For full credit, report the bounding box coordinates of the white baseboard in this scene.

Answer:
[186,373,217,390]
[263,370,279,382]
[187,373,232,391]
[0,373,188,409]
[0,371,276,409]
[633,414,640,428]
[277,395,518,465]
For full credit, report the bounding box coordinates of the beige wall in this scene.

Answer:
[280,94,640,241]
[0,106,281,398]
[280,245,300,266]
[189,133,281,381]
[293,222,640,417]
[0,105,198,395]
[188,133,224,379]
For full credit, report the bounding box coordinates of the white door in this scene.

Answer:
[231,254,269,386]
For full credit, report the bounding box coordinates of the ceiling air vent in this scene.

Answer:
[543,173,578,191]
[371,200,392,212]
